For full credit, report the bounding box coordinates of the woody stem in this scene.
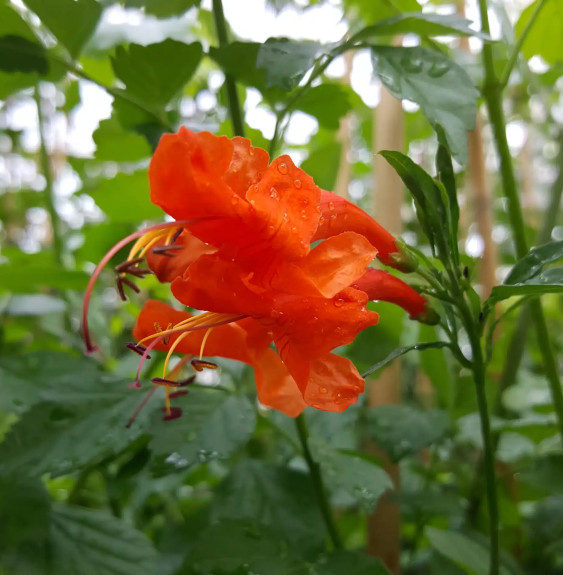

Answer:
[295,414,343,550]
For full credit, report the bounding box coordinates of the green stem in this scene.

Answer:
[498,0,548,90]
[35,86,64,266]
[478,0,563,447]
[212,0,245,138]
[295,414,343,550]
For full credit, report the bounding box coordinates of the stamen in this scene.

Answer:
[191,359,218,372]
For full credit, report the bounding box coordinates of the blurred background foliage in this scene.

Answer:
[0,0,562,574]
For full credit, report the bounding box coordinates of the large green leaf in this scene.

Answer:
[209,459,325,556]
[372,46,478,161]
[426,528,513,575]
[504,240,563,284]
[310,438,392,512]
[257,38,324,91]
[150,391,256,471]
[354,13,489,41]
[489,268,563,302]
[111,40,202,107]
[49,504,157,575]
[367,405,452,461]
[23,0,102,59]
[0,476,50,575]
[516,0,563,65]
[90,171,161,222]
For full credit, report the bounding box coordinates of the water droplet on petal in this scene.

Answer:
[277,162,288,175]
[294,178,302,188]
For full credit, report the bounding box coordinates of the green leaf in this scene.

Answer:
[150,392,256,471]
[426,528,513,575]
[372,46,478,162]
[0,265,89,292]
[209,459,325,556]
[49,504,157,575]
[111,40,203,107]
[0,476,50,575]
[93,116,152,162]
[23,0,102,59]
[257,38,324,91]
[489,268,563,302]
[516,0,563,65]
[188,519,304,575]
[354,13,489,41]
[294,83,357,129]
[0,352,156,476]
[504,240,563,284]
[0,35,48,74]
[124,0,200,18]
[367,405,452,461]
[310,438,392,512]
[90,171,161,222]
[361,341,451,378]
[312,550,390,574]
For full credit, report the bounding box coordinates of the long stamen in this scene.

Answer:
[82,219,204,353]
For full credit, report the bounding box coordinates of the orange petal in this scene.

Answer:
[303,353,365,412]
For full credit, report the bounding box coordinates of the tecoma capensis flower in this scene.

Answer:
[82,128,437,421]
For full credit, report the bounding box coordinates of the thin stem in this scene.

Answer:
[294,414,343,550]
[212,0,245,138]
[499,0,548,90]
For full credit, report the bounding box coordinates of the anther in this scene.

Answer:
[191,359,218,372]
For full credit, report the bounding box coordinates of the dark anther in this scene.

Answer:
[463,266,469,279]
[125,342,151,358]
[191,359,218,372]
[152,244,183,257]
[162,406,183,421]
[169,390,189,399]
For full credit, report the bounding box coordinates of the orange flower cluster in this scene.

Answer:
[83,128,437,420]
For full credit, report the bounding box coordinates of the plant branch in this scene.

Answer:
[295,414,343,550]
[499,0,548,90]
[212,0,245,138]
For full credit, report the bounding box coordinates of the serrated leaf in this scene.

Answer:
[150,392,256,471]
[361,341,451,378]
[257,38,324,91]
[209,459,325,556]
[354,13,489,41]
[23,0,102,59]
[372,46,478,162]
[504,240,563,284]
[310,438,392,512]
[367,405,452,461]
[111,40,202,106]
[49,504,157,575]
[516,0,563,65]
[90,171,161,222]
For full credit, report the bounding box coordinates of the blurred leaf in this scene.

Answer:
[0,35,48,74]
[111,40,203,106]
[301,141,341,191]
[310,438,392,512]
[0,476,50,575]
[516,0,563,65]
[367,405,452,461]
[124,0,200,18]
[372,46,478,161]
[489,268,563,302]
[187,519,304,575]
[257,38,324,91]
[426,528,513,575]
[355,12,488,41]
[311,550,390,574]
[504,240,563,284]
[150,392,256,471]
[361,341,450,378]
[294,83,357,129]
[0,265,89,292]
[23,0,102,59]
[418,324,454,407]
[91,171,161,222]
[93,116,152,161]
[210,459,325,556]
[49,503,157,575]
